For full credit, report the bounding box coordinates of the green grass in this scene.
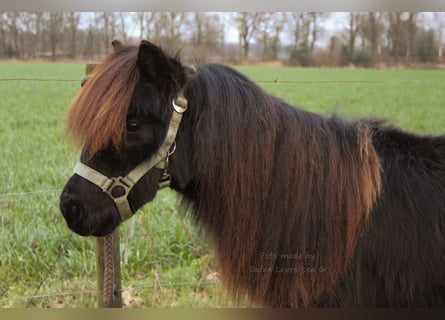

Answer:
[237,66,445,134]
[0,62,444,308]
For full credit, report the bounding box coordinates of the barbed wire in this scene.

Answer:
[0,189,62,198]
[0,77,443,85]
[0,78,79,82]
[255,79,443,85]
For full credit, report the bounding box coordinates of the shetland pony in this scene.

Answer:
[60,40,445,307]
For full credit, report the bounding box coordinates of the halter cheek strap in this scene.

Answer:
[73,92,188,222]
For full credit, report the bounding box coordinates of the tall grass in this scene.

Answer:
[0,62,444,307]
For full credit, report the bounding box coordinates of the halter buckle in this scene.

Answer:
[103,176,133,199]
[158,174,172,189]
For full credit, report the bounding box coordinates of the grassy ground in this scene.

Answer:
[0,62,444,308]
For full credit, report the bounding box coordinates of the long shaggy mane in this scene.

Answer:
[184,64,382,306]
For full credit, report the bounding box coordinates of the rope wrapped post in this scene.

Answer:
[96,230,123,307]
[85,63,123,308]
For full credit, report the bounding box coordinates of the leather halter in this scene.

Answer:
[73,92,188,222]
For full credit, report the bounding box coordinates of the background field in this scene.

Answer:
[1,62,444,307]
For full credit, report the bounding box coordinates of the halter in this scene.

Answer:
[73,92,188,222]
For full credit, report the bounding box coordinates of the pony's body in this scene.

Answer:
[338,126,445,307]
[60,41,445,307]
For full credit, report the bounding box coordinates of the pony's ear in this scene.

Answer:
[111,39,124,51]
[137,40,186,88]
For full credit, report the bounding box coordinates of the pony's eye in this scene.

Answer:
[126,119,141,133]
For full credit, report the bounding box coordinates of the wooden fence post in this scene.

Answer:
[85,63,123,308]
[96,230,123,307]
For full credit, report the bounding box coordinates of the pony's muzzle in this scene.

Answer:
[60,191,87,224]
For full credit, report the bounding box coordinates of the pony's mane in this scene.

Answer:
[66,44,140,158]
[185,64,382,306]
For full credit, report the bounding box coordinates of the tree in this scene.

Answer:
[361,12,385,67]
[0,13,6,57]
[388,12,403,63]
[83,13,101,59]
[433,12,444,62]
[65,12,80,58]
[48,12,64,60]
[287,12,303,65]
[6,12,21,57]
[256,12,285,61]
[235,12,261,59]
[386,12,419,65]
[34,12,46,55]
[102,12,116,50]
[416,29,438,63]
[407,12,418,64]
[256,13,272,60]
[287,12,326,66]
[189,13,223,61]
[152,12,188,49]
[117,12,128,42]
[346,13,363,61]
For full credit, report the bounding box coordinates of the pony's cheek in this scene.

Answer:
[127,169,164,212]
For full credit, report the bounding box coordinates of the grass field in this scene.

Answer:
[0,62,444,308]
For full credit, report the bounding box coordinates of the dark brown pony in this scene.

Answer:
[60,40,445,307]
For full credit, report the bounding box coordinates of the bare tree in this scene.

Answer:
[309,13,318,62]
[287,12,326,66]
[435,12,445,62]
[189,13,223,61]
[235,12,261,59]
[287,12,303,64]
[0,11,439,66]
[388,12,403,63]
[345,12,363,61]
[270,13,286,60]
[97,12,117,52]
[255,13,284,61]
[407,12,418,64]
[34,12,46,54]
[48,12,64,60]
[83,13,101,59]
[256,13,271,60]
[135,12,145,39]
[192,12,206,47]
[131,12,158,40]
[65,12,80,58]
[6,12,21,57]
[361,12,385,66]
[0,13,6,57]
[161,12,187,48]
[117,12,128,42]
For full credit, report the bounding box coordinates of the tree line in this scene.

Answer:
[0,12,444,67]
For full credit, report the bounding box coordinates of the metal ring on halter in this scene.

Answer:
[168,141,177,156]
[173,96,188,113]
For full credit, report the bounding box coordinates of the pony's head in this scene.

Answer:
[60,40,191,236]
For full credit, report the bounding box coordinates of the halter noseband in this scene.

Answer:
[73,92,188,222]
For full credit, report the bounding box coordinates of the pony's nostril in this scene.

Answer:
[68,202,80,216]
[61,198,85,221]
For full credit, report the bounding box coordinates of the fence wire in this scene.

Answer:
[0,190,62,198]
[1,280,218,305]
[0,78,79,82]
[0,77,442,85]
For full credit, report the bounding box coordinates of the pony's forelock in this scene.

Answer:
[66,45,140,158]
